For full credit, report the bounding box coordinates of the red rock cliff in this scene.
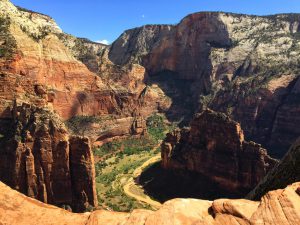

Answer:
[0,0,153,142]
[0,102,97,212]
[69,136,98,212]
[108,12,300,157]
[161,110,278,193]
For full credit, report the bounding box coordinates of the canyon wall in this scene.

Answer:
[0,102,97,212]
[161,110,278,193]
[0,180,299,225]
[2,0,300,156]
[0,0,154,142]
[108,12,300,157]
[0,0,160,206]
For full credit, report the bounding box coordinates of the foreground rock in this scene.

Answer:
[161,110,278,194]
[247,137,300,200]
[0,181,299,224]
[0,102,97,212]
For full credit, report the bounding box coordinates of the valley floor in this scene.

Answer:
[123,152,162,209]
[93,113,173,212]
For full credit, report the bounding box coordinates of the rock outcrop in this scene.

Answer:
[247,137,300,200]
[0,102,97,212]
[161,110,278,193]
[0,181,299,225]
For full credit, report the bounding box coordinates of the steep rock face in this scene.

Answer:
[0,181,299,225]
[161,110,277,193]
[57,35,107,73]
[109,25,174,66]
[0,0,105,120]
[0,102,97,212]
[0,0,153,142]
[247,137,300,200]
[109,12,300,157]
[69,136,98,212]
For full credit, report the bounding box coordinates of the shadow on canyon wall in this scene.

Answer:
[145,70,202,126]
[139,162,248,203]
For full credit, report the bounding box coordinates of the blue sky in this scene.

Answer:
[11,0,300,44]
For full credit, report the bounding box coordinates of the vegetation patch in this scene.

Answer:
[0,17,17,59]
[65,116,102,137]
[94,113,175,212]
[20,25,50,42]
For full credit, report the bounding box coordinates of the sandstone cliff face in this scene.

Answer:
[108,12,300,157]
[0,0,152,142]
[0,181,299,225]
[247,137,300,200]
[0,0,105,119]
[0,102,97,212]
[161,110,277,193]
[69,136,98,212]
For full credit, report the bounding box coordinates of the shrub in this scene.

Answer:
[146,114,167,142]
[84,205,95,212]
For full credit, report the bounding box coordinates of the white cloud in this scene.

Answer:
[96,39,110,45]
[142,14,145,18]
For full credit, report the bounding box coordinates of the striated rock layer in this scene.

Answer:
[0,102,97,212]
[0,181,299,225]
[161,110,278,193]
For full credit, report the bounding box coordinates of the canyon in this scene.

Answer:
[0,0,300,223]
[108,12,300,158]
[1,0,300,157]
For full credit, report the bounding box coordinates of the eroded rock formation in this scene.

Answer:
[161,110,278,193]
[69,136,98,212]
[0,102,97,212]
[0,181,299,225]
